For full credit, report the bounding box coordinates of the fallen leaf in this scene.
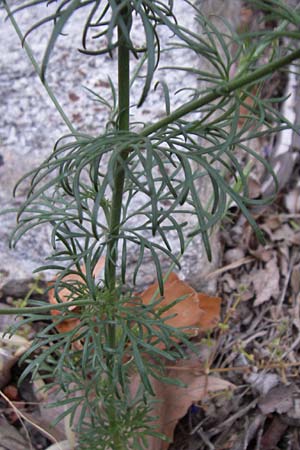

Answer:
[264,215,282,231]
[0,415,30,450]
[138,272,221,333]
[131,357,234,450]
[253,255,280,306]
[197,293,221,331]
[258,384,296,415]
[249,245,273,262]
[260,416,288,450]
[287,397,300,421]
[32,387,74,442]
[266,223,300,245]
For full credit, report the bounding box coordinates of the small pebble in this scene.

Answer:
[3,385,18,401]
[224,248,245,264]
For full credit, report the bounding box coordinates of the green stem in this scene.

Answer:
[105,10,130,294]
[141,48,300,137]
[103,7,130,448]
[105,6,130,365]
[3,0,76,135]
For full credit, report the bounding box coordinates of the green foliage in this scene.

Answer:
[2,0,300,448]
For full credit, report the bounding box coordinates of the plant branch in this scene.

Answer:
[0,299,95,315]
[141,47,300,137]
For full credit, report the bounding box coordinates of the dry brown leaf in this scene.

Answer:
[131,357,234,450]
[253,256,280,306]
[0,415,30,450]
[139,272,221,333]
[266,223,300,245]
[260,416,288,450]
[249,245,273,262]
[240,253,280,307]
[258,384,296,415]
[264,215,282,231]
[197,293,221,331]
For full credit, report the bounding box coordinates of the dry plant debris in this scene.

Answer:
[138,273,221,333]
[184,169,300,449]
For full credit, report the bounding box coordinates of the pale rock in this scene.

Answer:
[0,0,241,295]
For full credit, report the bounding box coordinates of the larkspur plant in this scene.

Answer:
[1,0,300,448]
